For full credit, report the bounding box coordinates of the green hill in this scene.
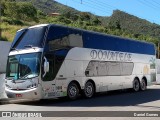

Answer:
[1,0,160,47]
[16,0,80,14]
[108,10,160,39]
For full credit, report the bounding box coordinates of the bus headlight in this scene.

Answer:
[6,84,12,89]
[27,85,32,89]
[27,83,38,89]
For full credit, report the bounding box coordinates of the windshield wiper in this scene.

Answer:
[19,73,38,79]
[24,45,33,48]
[24,45,37,50]
[10,48,19,51]
[5,77,14,80]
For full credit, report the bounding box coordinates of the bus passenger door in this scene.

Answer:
[41,56,56,99]
[55,63,67,97]
[54,50,67,97]
[41,80,56,99]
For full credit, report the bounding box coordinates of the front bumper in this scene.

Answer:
[5,87,42,100]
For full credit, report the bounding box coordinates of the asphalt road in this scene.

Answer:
[0,85,160,120]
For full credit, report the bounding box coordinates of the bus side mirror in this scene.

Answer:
[43,57,49,77]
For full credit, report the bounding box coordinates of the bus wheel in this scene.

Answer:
[67,82,79,100]
[84,81,95,98]
[133,78,140,92]
[140,78,147,91]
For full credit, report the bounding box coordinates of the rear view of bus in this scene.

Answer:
[5,24,156,100]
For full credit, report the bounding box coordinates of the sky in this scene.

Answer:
[55,0,160,25]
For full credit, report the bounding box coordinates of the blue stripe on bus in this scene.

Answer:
[82,31,155,55]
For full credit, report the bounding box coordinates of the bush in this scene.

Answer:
[1,17,24,25]
[0,36,8,41]
[4,2,38,22]
[57,16,71,24]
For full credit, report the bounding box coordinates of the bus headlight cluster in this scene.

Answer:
[5,84,12,89]
[27,83,37,89]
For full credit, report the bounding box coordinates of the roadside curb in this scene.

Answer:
[0,98,31,105]
[0,98,10,105]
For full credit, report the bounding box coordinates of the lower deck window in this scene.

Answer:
[85,61,134,77]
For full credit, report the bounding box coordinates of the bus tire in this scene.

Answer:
[140,78,147,91]
[67,82,79,100]
[83,81,95,98]
[133,78,140,92]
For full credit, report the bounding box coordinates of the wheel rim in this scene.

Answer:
[134,80,140,91]
[141,80,146,90]
[85,82,94,97]
[69,85,77,98]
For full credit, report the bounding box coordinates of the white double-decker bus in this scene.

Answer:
[5,24,156,100]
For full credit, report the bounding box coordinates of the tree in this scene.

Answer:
[80,12,91,21]
[4,2,19,19]
[4,2,38,22]
[92,17,101,25]
[62,10,71,19]
[17,2,38,22]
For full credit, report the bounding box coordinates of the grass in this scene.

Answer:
[1,21,37,42]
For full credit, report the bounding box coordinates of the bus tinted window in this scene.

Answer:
[97,62,107,76]
[85,61,98,76]
[85,61,134,77]
[46,26,83,51]
[120,62,134,75]
[43,49,68,81]
[14,27,47,49]
[107,62,121,76]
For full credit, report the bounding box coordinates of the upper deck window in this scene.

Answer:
[11,26,47,49]
[46,25,83,51]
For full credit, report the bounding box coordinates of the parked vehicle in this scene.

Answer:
[5,24,156,100]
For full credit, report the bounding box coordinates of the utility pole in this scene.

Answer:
[158,43,160,59]
[0,1,2,39]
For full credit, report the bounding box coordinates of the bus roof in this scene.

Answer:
[12,24,155,55]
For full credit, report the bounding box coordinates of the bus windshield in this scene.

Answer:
[6,53,41,80]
